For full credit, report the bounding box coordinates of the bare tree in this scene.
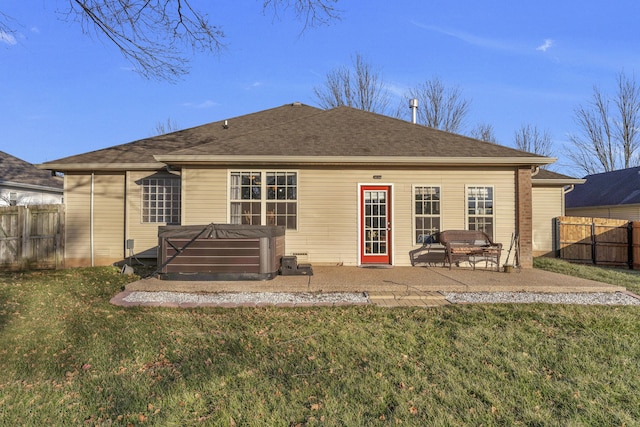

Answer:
[1,1,341,81]
[406,77,471,133]
[263,0,341,30]
[313,53,391,113]
[615,71,640,166]
[153,117,179,135]
[514,124,553,157]
[468,122,497,144]
[0,192,26,206]
[567,71,640,175]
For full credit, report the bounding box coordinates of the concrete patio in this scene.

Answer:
[119,265,629,308]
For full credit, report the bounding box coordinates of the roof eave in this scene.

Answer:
[154,155,556,167]
[566,202,640,209]
[0,180,64,193]
[36,162,164,171]
[532,178,586,186]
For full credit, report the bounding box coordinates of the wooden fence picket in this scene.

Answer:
[0,204,64,270]
[556,216,632,268]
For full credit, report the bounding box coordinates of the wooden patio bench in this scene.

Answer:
[438,230,502,271]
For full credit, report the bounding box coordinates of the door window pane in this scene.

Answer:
[364,190,388,255]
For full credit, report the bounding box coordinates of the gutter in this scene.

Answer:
[153,155,556,167]
[0,179,63,193]
[36,163,163,171]
[90,172,95,267]
[532,178,586,186]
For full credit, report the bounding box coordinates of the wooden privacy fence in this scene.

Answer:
[0,204,64,270]
[556,216,640,269]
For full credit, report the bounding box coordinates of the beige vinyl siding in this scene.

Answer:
[64,165,521,267]
[532,187,564,256]
[64,172,125,266]
[93,173,125,264]
[296,168,515,266]
[64,173,91,266]
[566,205,640,221]
[181,166,517,266]
[181,168,227,224]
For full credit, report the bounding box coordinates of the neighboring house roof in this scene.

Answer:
[39,103,555,171]
[532,169,585,186]
[566,166,640,208]
[0,151,63,191]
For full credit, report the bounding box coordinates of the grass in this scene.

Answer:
[534,257,640,295]
[0,265,639,425]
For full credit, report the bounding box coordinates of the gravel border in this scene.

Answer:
[444,291,640,306]
[119,290,640,307]
[123,291,369,305]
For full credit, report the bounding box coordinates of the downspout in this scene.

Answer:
[90,172,95,267]
[531,166,540,177]
[124,171,130,261]
[562,185,576,215]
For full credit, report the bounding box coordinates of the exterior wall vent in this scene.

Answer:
[291,252,309,262]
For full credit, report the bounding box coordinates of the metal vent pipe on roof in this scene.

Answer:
[409,98,418,124]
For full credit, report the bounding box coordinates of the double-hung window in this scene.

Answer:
[230,171,297,229]
[414,186,441,244]
[141,176,181,224]
[467,186,494,237]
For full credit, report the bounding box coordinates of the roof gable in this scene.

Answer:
[566,166,640,208]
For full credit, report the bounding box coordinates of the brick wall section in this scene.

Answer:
[516,167,533,268]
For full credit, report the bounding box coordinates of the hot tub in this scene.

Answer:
[157,224,285,280]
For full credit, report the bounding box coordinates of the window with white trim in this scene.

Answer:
[230,171,297,229]
[467,186,494,237]
[414,186,440,244]
[141,177,181,223]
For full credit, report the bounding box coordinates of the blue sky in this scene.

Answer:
[2,1,639,176]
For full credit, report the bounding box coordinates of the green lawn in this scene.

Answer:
[534,257,640,295]
[1,265,639,426]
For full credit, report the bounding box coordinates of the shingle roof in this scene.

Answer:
[40,103,553,170]
[0,151,63,189]
[166,105,545,159]
[532,168,584,184]
[566,166,640,208]
[40,103,323,167]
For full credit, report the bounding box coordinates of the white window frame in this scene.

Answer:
[412,185,441,245]
[228,170,299,230]
[140,176,181,224]
[465,185,495,238]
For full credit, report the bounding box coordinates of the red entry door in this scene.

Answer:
[360,185,392,265]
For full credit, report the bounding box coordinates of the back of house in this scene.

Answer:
[39,103,578,269]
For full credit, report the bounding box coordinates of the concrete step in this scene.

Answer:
[367,291,450,307]
[367,291,445,300]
